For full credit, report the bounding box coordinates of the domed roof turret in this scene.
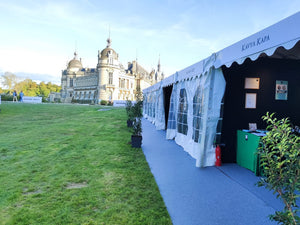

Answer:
[67,52,83,70]
[100,38,118,60]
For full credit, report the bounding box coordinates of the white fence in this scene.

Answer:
[113,100,136,107]
[23,96,42,103]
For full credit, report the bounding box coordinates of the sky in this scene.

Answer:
[0,0,299,85]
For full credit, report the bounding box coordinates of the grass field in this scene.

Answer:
[0,103,171,225]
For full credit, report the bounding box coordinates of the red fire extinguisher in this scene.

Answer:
[215,145,221,167]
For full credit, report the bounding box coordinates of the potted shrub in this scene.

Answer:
[131,117,142,148]
[131,100,143,148]
[125,100,134,127]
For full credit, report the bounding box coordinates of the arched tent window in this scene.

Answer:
[177,88,188,135]
[149,93,153,117]
[152,92,156,118]
[193,86,204,143]
[147,94,151,115]
[167,89,176,130]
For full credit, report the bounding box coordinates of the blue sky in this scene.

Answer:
[0,0,299,85]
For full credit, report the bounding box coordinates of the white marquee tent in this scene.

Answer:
[143,12,300,167]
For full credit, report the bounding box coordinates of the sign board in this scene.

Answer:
[275,80,288,100]
[245,78,260,89]
[245,93,257,109]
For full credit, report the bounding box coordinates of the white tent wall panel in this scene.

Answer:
[144,66,226,167]
[154,87,165,130]
[146,91,156,123]
[168,68,225,167]
[200,68,225,167]
[174,78,199,160]
[166,82,178,140]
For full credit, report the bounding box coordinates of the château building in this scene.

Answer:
[61,38,163,103]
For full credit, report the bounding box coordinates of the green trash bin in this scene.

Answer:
[237,130,264,175]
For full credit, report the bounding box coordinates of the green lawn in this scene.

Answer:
[0,103,171,225]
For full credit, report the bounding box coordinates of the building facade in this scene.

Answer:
[61,38,163,103]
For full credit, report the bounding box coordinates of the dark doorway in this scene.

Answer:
[163,85,173,129]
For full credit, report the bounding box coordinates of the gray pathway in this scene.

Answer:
[141,119,284,225]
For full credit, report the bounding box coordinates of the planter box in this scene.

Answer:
[131,135,142,148]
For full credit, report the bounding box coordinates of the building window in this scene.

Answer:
[177,88,188,135]
[109,72,113,85]
[88,92,91,99]
[193,86,204,143]
[70,78,73,87]
[79,92,82,99]
[131,82,133,89]
[126,79,129,89]
[84,92,86,99]
[107,51,113,64]
[119,78,121,88]
[121,79,125,88]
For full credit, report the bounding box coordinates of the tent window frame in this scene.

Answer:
[177,88,188,135]
[192,86,204,143]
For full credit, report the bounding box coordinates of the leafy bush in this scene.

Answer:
[257,112,300,225]
[131,100,143,136]
[0,94,13,101]
[125,100,134,127]
[126,100,133,115]
[132,118,142,136]
[41,96,48,103]
[71,99,94,104]
[100,100,107,105]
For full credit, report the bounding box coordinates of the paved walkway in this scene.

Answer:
[141,119,284,225]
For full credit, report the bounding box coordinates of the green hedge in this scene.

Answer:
[71,99,95,104]
[0,94,13,101]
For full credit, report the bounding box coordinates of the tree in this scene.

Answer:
[14,79,36,96]
[1,73,61,99]
[135,85,143,102]
[257,112,300,225]
[47,82,61,93]
[1,72,18,90]
[39,81,50,97]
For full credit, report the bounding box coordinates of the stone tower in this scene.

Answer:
[97,38,120,102]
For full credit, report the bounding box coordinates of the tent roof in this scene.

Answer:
[214,11,300,68]
[144,12,300,93]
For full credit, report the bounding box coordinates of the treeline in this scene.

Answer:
[0,72,61,101]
